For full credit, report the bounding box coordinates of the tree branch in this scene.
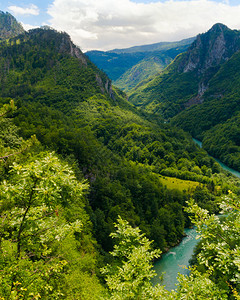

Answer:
[0,145,29,162]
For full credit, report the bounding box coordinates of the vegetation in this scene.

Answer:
[0,27,232,256]
[172,48,240,171]
[100,192,240,299]
[1,21,240,299]
[0,102,105,299]
[127,23,240,173]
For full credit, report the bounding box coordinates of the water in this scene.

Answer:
[153,138,240,290]
[153,228,198,290]
[193,138,240,178]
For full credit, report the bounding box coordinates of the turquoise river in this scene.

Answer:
[153,138,240,291]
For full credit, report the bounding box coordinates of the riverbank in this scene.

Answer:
[193,138,240,179]
[153,137,240,291]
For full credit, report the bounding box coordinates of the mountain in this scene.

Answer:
[0,11,24,40]
[114,45,192,93]
[114,54,170,93]
[86,37,195,91]
[109,37,195,54]
[129,23,240,117]
[129,23,240,171]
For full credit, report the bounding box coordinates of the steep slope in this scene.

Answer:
[129,23,240,118]
[172,48,240,171]
[114,54,170,93]
[86,37,194,87]
[114,45,193,93]
[0,27,232,256]
[0,11,24,40]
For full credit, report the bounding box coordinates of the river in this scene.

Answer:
[152,228,198,290]
[192,138,240,179]
[153,138,240,291]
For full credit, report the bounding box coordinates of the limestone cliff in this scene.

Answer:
[180,23,240,74]
[0,11,24,40]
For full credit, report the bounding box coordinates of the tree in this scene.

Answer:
[184,192,240,299]
[101,216,170,300]
[0,152,104,299]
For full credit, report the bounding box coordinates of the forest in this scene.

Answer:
[0,23,240,299]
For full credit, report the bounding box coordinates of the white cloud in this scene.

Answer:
[8,4,39,16]
[21,22,39,31]
[47,0,240,51]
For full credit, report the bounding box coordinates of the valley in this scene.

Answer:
[0,11,240,299]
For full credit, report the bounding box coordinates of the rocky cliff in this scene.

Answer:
[0,11,25,40]
[180,23,240,74]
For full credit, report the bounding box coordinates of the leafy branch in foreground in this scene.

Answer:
[103,206,240,300]
[0,152,97,299]
[101,216,170,300]
[184,192,240,299]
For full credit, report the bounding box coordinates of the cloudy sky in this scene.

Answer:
[1,0,240,51]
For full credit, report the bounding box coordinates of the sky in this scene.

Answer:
[1,0,240,51]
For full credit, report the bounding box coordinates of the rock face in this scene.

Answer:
[178,23,240,103]
[128,23,240,118]
[180,23,240,74]
[0,11,25,40]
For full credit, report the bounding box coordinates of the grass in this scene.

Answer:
[159,175,200,193]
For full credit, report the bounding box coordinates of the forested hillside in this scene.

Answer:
[128,23,240,172]
[0,20,240,299]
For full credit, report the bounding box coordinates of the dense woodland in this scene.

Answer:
[0,17,240,299]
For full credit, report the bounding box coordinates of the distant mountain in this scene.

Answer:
[86,37,195,90]
[85,50,147,81]
[114,54,170,93]
[0,11,24,40]
[109,37,195,54]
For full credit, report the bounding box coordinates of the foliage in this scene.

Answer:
[184,192,240,298]
[0,151,105,299]
[102,212,237,299]
[101,217,170,300]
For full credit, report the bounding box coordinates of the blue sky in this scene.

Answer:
[0,0,240,51]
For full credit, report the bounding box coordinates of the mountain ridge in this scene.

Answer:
[0,11,24,40]
[129,23,240,116]
[108,36,195,54]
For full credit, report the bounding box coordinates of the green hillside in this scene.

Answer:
[128,23,240,172]
[0,26,232,252]
[171,31,240,171]
[0,20,240,299]
[114,54,169,93]
[129,23,240,118]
